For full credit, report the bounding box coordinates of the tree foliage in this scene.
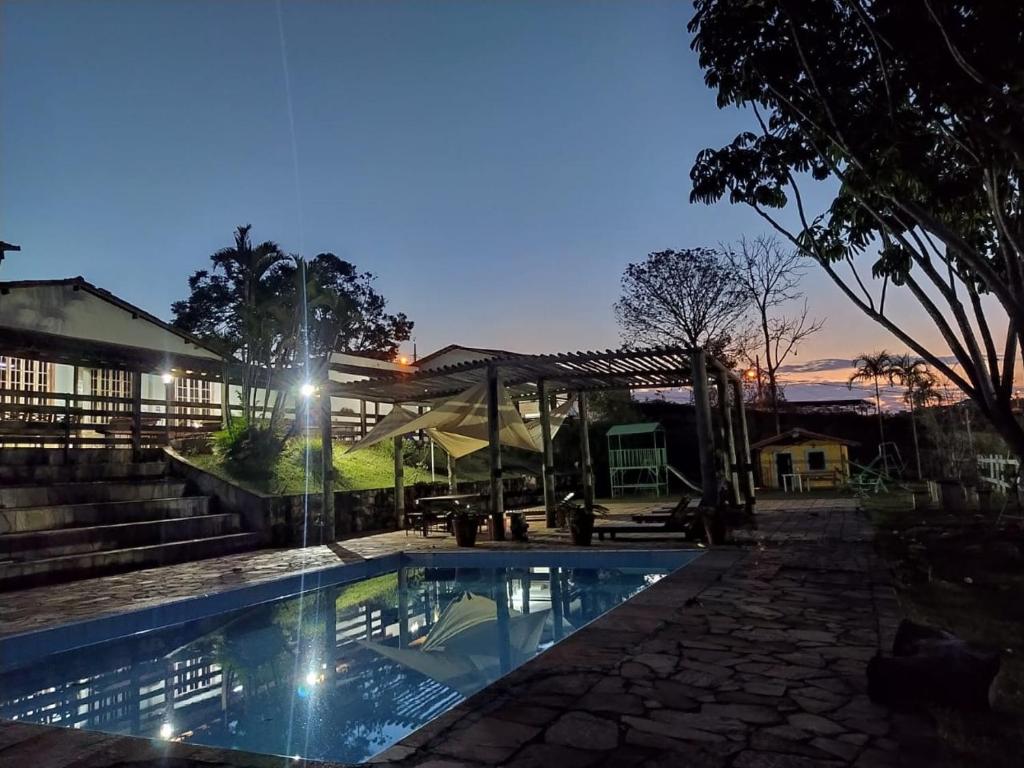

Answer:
[689,1,1024,455]
[172,225,413,443]
[614,247,750,361]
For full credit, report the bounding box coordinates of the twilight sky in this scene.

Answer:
[1,0,956,401]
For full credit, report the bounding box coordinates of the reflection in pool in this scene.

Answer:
[0,557,690,763]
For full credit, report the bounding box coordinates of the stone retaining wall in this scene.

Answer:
[163,449,543,547]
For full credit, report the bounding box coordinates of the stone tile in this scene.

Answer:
[786,713,847,736]
[504,743,604,768]
[545,712,619,751]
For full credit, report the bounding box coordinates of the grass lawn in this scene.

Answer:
[187,440,434,495]
[866,493,1024,767]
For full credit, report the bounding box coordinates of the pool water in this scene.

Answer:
[0,550,698,763]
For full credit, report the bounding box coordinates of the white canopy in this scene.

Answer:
[345,382,575,459]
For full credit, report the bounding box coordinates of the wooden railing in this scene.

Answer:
[977,454,1020,492]
[609,447,666,469]
[0,390,384,449]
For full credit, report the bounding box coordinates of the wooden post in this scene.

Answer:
[578,391,594,509]
[131,371,142,456]
[714,367,742,507]
[394,434,405,530]
[731,377,756,513]
[691,349,719,506]
[220,365,230,429]
[359,399,367,437]
[487,364,505,540]
[320,387,335,543]
[538,379,557,527]
[165,377,176,439]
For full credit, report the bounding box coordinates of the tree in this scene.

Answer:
[887,354,940,480]
[848,351,892,468]
[614,248,750,359]
[172,226,414,429]
[725,236,823,432]
[688,2,1024,458]
[171,225,288,424]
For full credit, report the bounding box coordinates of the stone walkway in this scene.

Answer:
[355,501,949,768]
[0,499,952,767]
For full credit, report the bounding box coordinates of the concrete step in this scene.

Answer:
[0,461,168,485]
[0,448,164,466]
[0,480,187,509]
[0,512,238,560]
[0,533,262,590]
[0,496,210,534]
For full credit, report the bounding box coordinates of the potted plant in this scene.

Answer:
[451,507,480,547]
[569,506,596,546]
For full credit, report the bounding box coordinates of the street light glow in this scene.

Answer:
[159,722,174,739]
[161,372,174,384]
[300,382,315,397]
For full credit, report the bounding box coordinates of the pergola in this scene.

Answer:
[331,346,755,538]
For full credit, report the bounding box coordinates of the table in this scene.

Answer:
[409,494,484,537]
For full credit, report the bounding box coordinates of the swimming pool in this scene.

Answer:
[0,549,699,764]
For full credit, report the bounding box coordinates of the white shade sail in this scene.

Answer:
[346,381,567,458]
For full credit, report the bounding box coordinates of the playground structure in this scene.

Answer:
[607,422,669,497]
[849,442,906,496]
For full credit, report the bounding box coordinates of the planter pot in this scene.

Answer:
[569,511,594,546]
[977,487,993,514]
[939,480,965,513]
[453,516,479,547]
[911,487,932,512]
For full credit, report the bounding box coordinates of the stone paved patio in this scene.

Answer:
[0,498,953,767]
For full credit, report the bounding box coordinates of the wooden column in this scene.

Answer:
[359,399,367,437]
[131,370,142,456]
[538,379,557,527]
[714,367,742,507]
[394,434,405,530]
[486,364,505,540]
[578,391,594,509]
[691,349,719,506]
[320,387,335,543]
[220,362,230,428]
[731,377,756,513]
[165,377,176,439]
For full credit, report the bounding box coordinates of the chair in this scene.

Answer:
[597,495,695,541]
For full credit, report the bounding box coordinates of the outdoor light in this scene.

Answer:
[305,670,320,687]
[399,356,409,365]
[159,722,174,740]
[744,369,757,381]
[300,382,315,398]
[161,372,174,384]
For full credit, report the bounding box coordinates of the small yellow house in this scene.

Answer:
[751,428,858,491]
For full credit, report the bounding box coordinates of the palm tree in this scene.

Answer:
[211,225,287,423]
[887,355,938,480]
[849,351,893,471]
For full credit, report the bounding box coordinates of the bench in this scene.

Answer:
[596,496,695,541]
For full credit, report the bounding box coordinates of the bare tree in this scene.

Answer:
[614,248,750,360]
[725,236,823,432]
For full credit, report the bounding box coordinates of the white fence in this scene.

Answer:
[977,454,1020,491]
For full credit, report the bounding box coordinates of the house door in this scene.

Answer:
[775,452,793,488]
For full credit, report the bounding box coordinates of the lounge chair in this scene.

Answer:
[596,495,697,541]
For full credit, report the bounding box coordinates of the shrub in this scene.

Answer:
[213,420,284,480]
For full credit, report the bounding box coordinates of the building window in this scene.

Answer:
[90,369,133,421]
[807,450,826,471]
[175,377,212,427]
[175,377,211,405]
[0,357,53,416]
